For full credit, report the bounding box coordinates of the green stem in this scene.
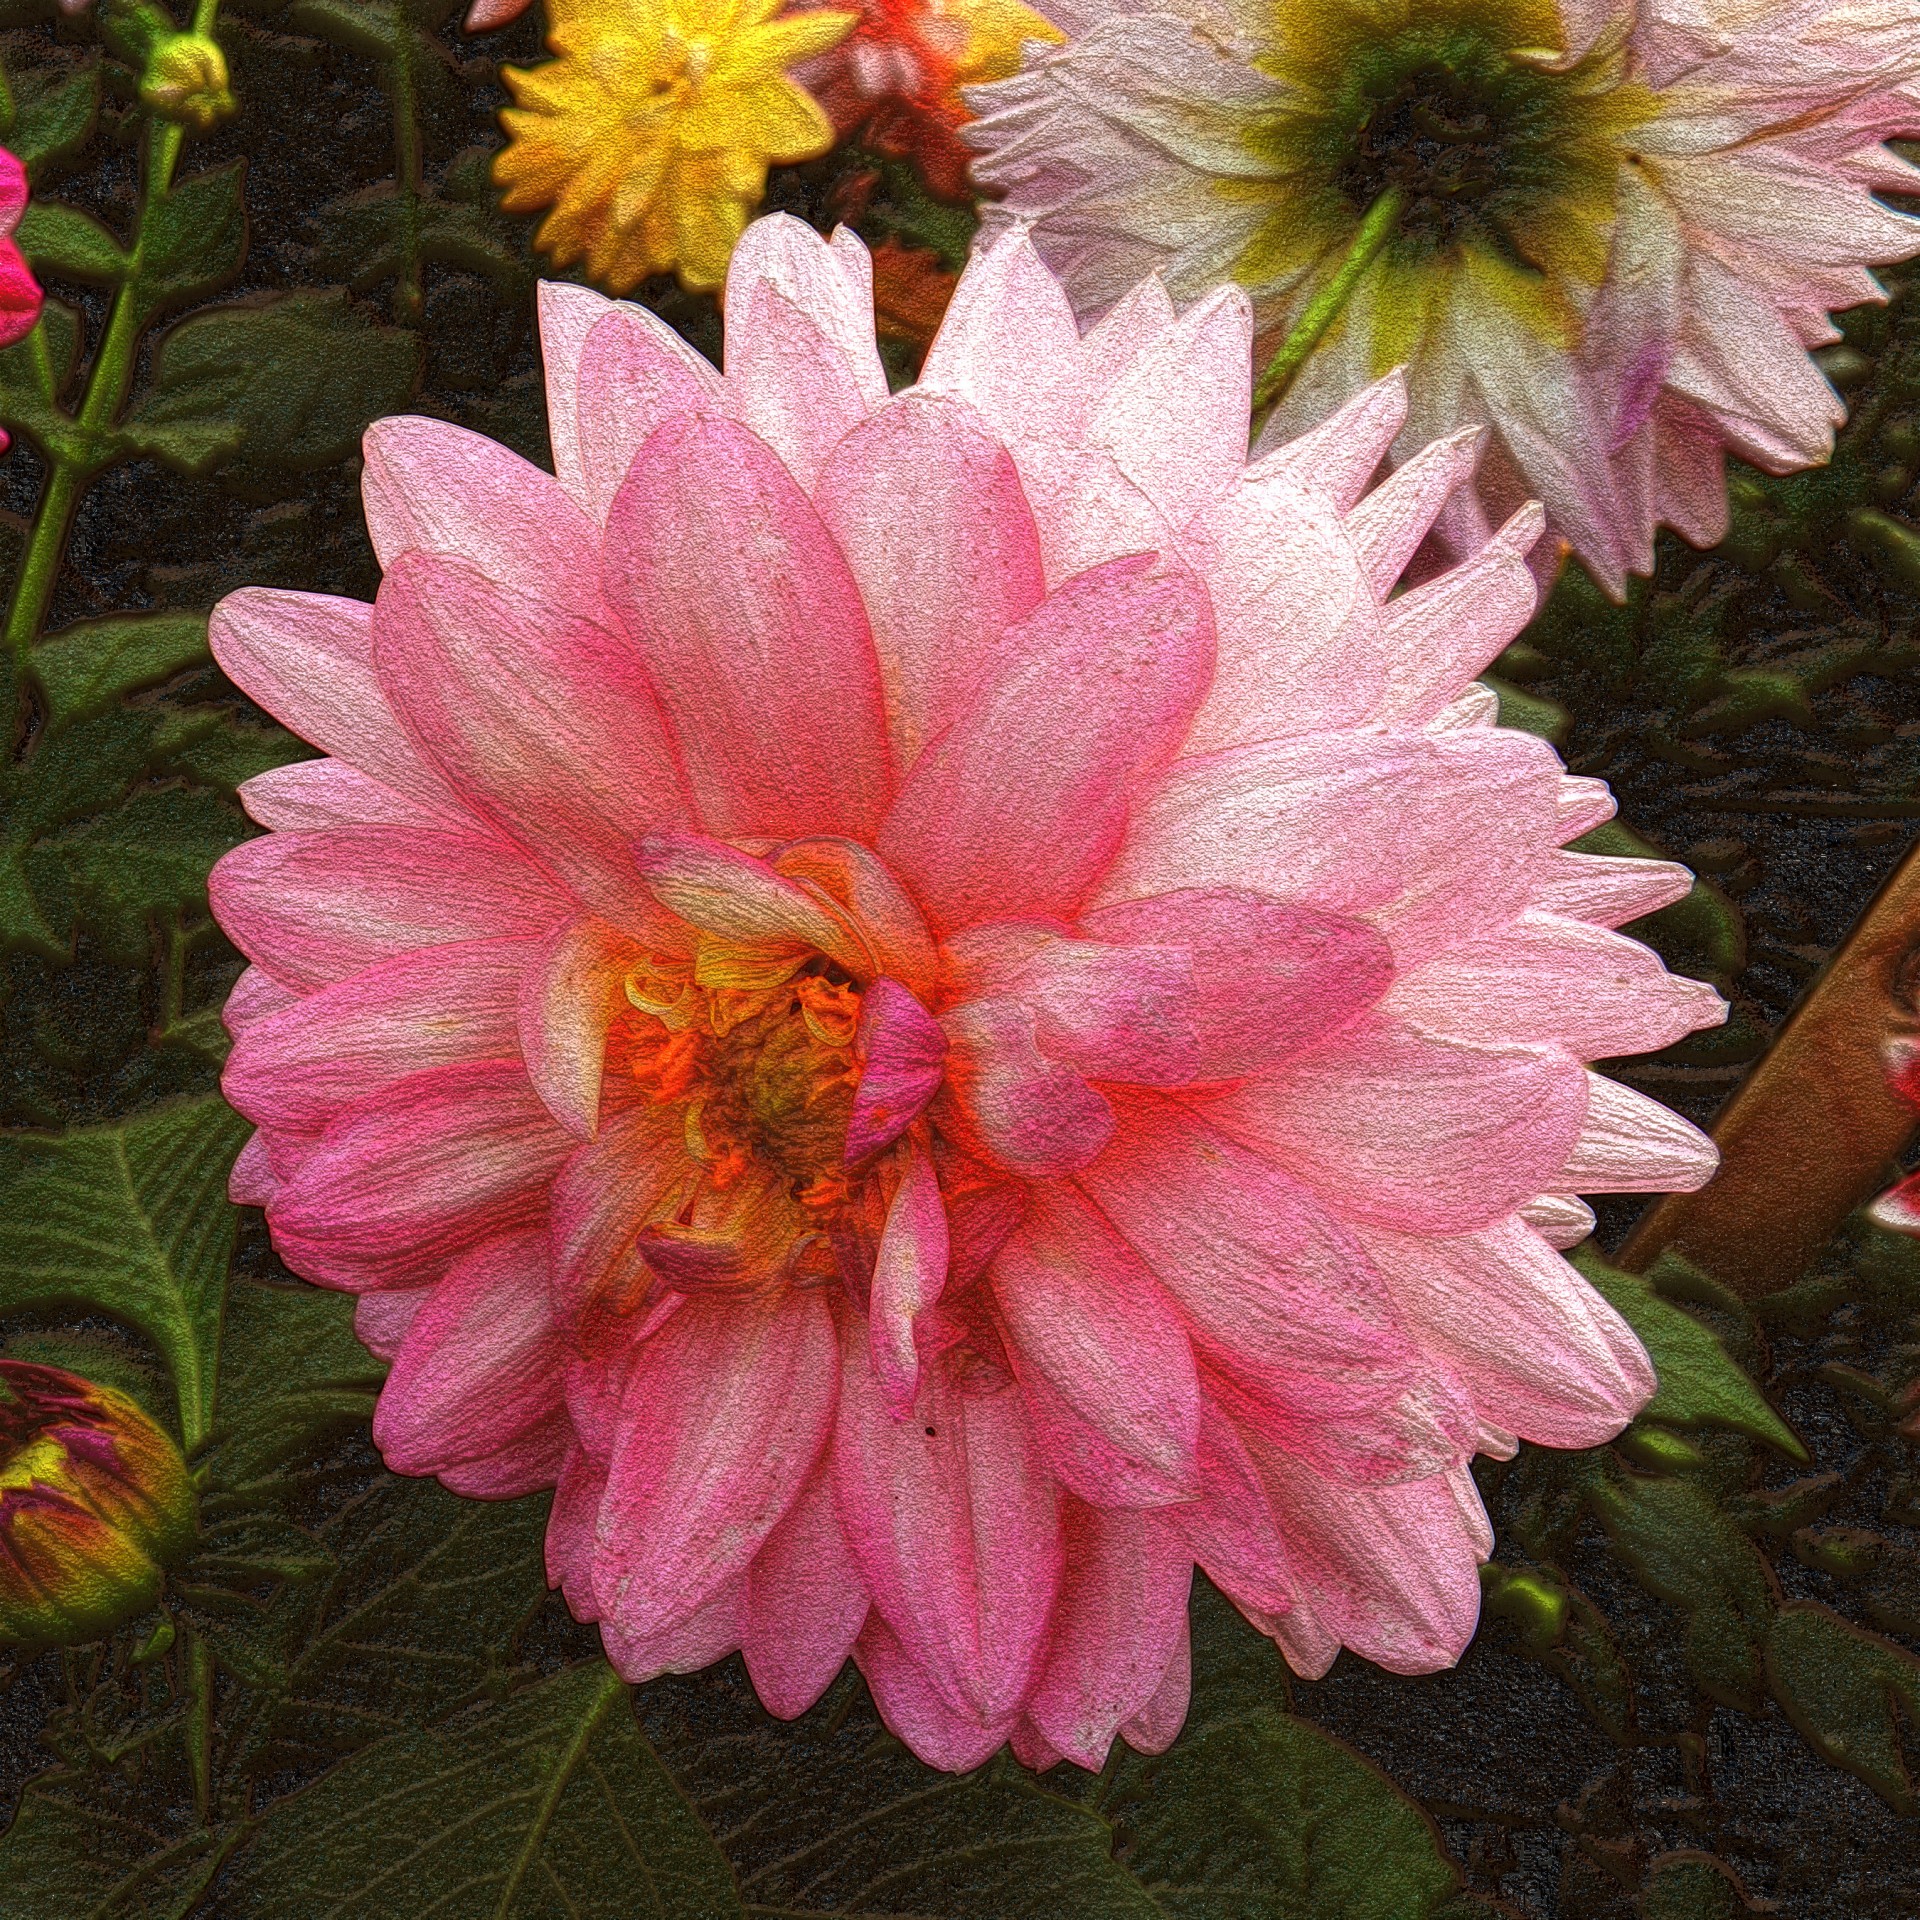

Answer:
[2,16,214,661]
[1252,186,1405,419]
[184,1625,214,1824]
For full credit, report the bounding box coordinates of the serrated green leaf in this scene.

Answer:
[9,66,99,177]
[16,199,127,282]
[1574,1252,1805,1458]
[1765,1603,1920,1815]
[121,290,419,477]
[0,1095,246,1445]
[31,612,210,724]
[134,160,249,319]
[1587,1470,1776,1708]
[1110,1712,1472,1920]
[221,1663,744,1920]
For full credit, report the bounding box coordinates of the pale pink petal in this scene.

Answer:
[1558,777,1617,840]
[373,553,688,925]
[726,283,873,490]
[592,1289,838,1641]
[1081,889,1394,1079]
[354,1286,428,1361]
[634,830,863,974]
[1012,442,1182,588]
[1253,370,1408,503]
[267,1061,570,1290]
[878,555,1213,930]
[229,1130,279,1206]
[1203,1015,1590,1236]
[224,936,533,1137]
[742,1466,869,1718]
[1120,1622,1191,1753]
[834,1327,1061,1724]
[373,1228,568,1480]
[239,759,451,834]
[0,150,26,234]
[942,999,1115,1177]
[603,414,892,841]
[209,589,461,813]
[847,978,949,1163]
[1025,1503,1192,1770]
[1345,429,1483,597]
[1167,1396,1294,1617]
[518,917,643,1140]
[855,1612,1012,1771]
[549,1101,692,1332]
[1358,1217,1656,1449]
[772,841,939,997]
[723,214,887,421]
[211,826,568,993]
[991,1183,1200,1507]
[573,301,720,520]
[1521,1193,1597,1249]
[223,965,295,1036]
[536,279,621,506]
[869,1139,950,1413]
[1555,1072,1720,1191]
[1535,851,1696,926]
[1080,1093,1474,1484]
[1087,284,1252,530]
[361,415,604,617]
[1384,913,1726,1057]
[546,1445,605,1614]
[813,392,1047,769]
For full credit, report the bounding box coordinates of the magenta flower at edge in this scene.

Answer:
[209,214,1726,1772]
[0,146,45,456]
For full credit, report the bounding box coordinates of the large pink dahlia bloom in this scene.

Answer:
[210,214,1725,1772]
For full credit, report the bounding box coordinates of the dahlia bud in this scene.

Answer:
[139,33,235,132]
[0,1362,195,1649]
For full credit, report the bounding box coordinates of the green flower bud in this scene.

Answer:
[140,33,236,133]
[0,1361,196,1649]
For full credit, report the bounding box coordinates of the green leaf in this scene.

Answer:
[15,200,127,283]
[31,612,211,725]
[1110,1712,1472,1920]
[133,160,249,319]
[1587,1471,1776,1708]
[0,1095,246,1446]
[121,290,419,477]
[0,299,81,450]
[9,67,99,177]
[1574,1251,1805,1458]
[1765,1603,1920,1815]
[220,1663,744,1920]
[1640,1852,1764,1919]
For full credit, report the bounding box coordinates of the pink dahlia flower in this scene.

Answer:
[210,213,1725,1772]
[966,0,1920,595]
[0,147,44,433]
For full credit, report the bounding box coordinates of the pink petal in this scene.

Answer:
[0,150,27,233]
[1253,1448,1488,1675]
[354,1286,428,1361]
[1345,429,1484,596]
[549,1101,692,1331]
[1556,1072,1719,1192]
[869,1140,950,1413]
[1254,370,1407,502]
[1557,777,1617,840]
[223,936,533,1137]
[1087,284,1252,532]
[437,1415,570,1498]
[1024,1503,1192,1771]
[834,1326,1061,1724]
[1384,912,1725,1058]
[877,554,1213,931]
[1015,442,1183,589]
[941,999,1114,1178]
[518,916,642,1139]
[223,965,296,1036]
[943,922,1197,1088]
[239,759,451,833]
[372,552,688,926]
[546,1444,604,1613]
[603,414,892,841]
[741,1465,869,1718]
[210,826,569,992]
[1079,1092,1472,1485]
[1358,1217,1655,1449]
[229,1130,280,1206]
[726,281,874,491]
[1081,889,1394,1080]
[1520,1192,1596,1249]
[572,301,719,520]
[603,1578,743,1681]
[855,1612,1012,1772]
[1204,1014,1590,1236]
[209,589,461,814]
[1179,476,1384,751]
[813,392,1047,769]
[536,280,620,506]
[360,415,604,618]
[0,236,41,351]
[1535,851,1695,927]
[1167,1396,1294,1617]
[592,1288,838,1641]
[991,1183,1200,1507]
[1121,1623,1191,1755]
[267,1060,570,1290]
[772,839,939,998]
[373,1228,568,1480]
[847,978,949,1163]
[634,830,862,974]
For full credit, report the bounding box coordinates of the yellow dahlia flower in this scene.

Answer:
[496,0,856,294]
